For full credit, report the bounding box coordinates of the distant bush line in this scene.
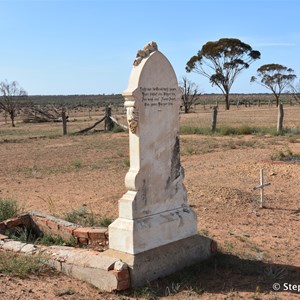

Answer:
[14,94,124,107]
[1,93,297,108]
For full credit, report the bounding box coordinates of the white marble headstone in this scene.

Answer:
[109,42,197,254]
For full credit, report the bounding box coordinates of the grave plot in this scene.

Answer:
[0,42,216,292]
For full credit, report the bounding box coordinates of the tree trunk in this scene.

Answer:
[277,103,284,133]
[10,111,15,127]
[225,93,230,110]
[184,105,189,113]
[275,95,279,107]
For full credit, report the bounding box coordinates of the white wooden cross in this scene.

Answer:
[253,169,271,208]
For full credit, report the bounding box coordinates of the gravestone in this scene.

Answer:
[108,42,214,286]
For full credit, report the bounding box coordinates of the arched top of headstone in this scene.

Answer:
[123,42,178,98]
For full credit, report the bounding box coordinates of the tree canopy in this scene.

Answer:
[251,64,297,107]
[186,38,261,110]
[289,79,300,104]
[179,77,199,113]
[0,80,28,127]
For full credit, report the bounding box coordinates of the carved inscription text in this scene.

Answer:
[140,87,176,108]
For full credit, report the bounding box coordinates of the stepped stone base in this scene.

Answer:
[106,234,217,287]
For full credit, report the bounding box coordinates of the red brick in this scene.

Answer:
[32,216,48,227]
[87,228,107,241]
[117,279,130,291]
[35,223,50,235]
[76,237,89,245]
[73,228,89,239]
[59,225,76,238]
[4,217,23,228]
[113,269,129,281]
[46,220,59,230]
[32,217,48,232]
[63,226,76,234]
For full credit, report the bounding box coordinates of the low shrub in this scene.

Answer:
[63,207,113,227]
[0,251,45,278]
[0,198,19,222]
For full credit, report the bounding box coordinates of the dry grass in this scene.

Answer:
[0,251,46,278]
[0,105,300,299]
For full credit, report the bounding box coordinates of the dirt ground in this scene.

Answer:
[0,106,299,299]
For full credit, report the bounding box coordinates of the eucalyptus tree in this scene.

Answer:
[251,64,297,107]
[186,38,261,110]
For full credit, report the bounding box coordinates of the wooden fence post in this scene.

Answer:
[104,106,114,131]
[212,106,218,132]
[62,107,67,135]
[277,103,284,133]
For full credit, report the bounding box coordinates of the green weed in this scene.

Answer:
[180,125,300,137]
[219,125,258,135]
[6,227,36,244]
[165,282,181,296]
[123,159,130,168]
[72,159,82,170]
[185,145,195,155]
[180,125,212,135]
[64,207,88,224]
[0,198,19,222]
[36,234,65,246]
[0,251,45,278]
[63,207,113,227]
[271,148,300,161]
[112,125,125,133]
[99,217,113,227]
[133,286,157,299]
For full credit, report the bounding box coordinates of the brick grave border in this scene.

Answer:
[0,211,130,291]
[0,211,108,250]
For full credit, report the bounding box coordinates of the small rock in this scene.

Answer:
[20,243,36,254]
[114,260,128,271]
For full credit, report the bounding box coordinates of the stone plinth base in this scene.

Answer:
[109,207,198,254]
[106,234,216,287]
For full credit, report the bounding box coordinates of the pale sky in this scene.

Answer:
[1,0,299,95]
